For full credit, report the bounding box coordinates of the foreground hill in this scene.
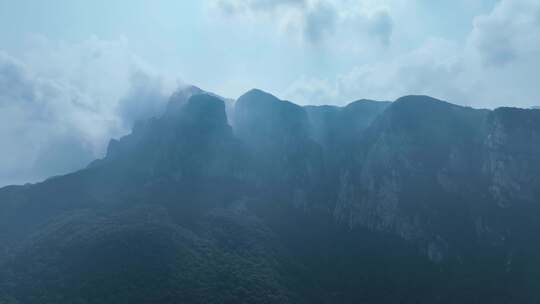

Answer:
[1,88,540,303]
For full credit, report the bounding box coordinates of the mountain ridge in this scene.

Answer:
[1,87,540,303]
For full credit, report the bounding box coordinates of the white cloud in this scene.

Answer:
[302,1,338,44]
[0,37,179,186]
[286,38,462,104]
[211,0,393,47]
[287,0,540,108]
[286,76,339,105]
[469,0,540,67]
[1,0,538,186]
[214,0,306,14]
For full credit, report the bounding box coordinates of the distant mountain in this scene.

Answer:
[1,89,540,303]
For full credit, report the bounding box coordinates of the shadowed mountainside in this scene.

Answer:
[1,88,540,303]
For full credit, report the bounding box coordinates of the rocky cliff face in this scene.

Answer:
[233,89,325,209]
[483,107,540,207]
[333,97,489,246]
[326,97,540,269]
[1,89,540,303]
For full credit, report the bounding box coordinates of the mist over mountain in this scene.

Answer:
[1,86,540,303]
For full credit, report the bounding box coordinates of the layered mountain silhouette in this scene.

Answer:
[1,87,540,303]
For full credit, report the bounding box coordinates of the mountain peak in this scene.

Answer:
[242,88,276,98]
[234,88,310,149]
[236,88,282,107]
[347,98,389,106]
[236,88,303,114]
[394,95,453,106]
[344,99,392,112]
[165,85,205,116]
[388,95,476,122]
[181,94,228,127]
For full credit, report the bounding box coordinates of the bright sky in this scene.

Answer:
[1,0,539,186]
[0,0,502,102]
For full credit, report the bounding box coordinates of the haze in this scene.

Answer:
[1,0,539,186]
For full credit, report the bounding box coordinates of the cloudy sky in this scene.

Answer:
[1,0,539,186]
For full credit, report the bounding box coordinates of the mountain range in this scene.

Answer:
[1,87,540,303]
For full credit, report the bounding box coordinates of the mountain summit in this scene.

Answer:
[1,89,540,303]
